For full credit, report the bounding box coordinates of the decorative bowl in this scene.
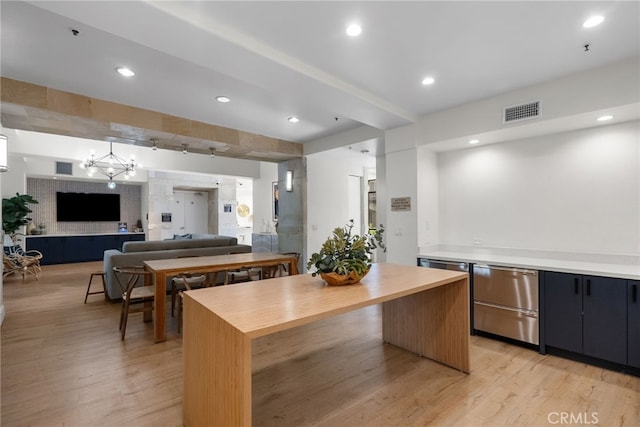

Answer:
[320,269,369,286]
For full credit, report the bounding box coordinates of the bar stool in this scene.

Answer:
[84,271,107,303]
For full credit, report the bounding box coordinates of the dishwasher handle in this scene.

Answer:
[428,260,468,268]
[474,300,538,317]
[474,264,537,275]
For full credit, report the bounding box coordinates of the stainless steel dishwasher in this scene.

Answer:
[473,264,539,345]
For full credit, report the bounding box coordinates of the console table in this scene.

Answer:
[182,262,470,426]
[25,233,145,265]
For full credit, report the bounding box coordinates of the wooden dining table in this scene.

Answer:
[143,252,299,343]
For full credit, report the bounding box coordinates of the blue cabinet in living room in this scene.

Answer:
[26,233,145,265]
[544,271,627,365]
[629,280,640,369]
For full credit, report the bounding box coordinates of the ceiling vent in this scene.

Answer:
[55,161,73,175]
[503,101,541,124]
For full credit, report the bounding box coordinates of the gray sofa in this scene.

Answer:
[103,235,251,300]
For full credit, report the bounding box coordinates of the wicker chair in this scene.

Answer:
[3,245,42,281]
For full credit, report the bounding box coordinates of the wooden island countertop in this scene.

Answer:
[183,262,470,426]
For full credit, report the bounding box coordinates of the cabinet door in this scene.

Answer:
[582,276,627,364]
[67,236,92,262]
[41,237,66,264]
[629,280,640,369]
[544,272,582,353]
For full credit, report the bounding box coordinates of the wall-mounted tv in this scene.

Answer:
[56,192,121,222]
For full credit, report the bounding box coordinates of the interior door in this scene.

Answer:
[185,192,208,234]
[172,192,186,236]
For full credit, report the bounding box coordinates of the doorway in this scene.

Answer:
[172,190,208,235]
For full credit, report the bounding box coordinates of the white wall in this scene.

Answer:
[416,147,439,250]
[235,178,253,244]
[417,57,640,148]
[383,126,420,265]
[437,120,640,254]
[306,155,368,264]
[384,149,418,265]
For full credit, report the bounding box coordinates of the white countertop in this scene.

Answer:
[418,246,640,280]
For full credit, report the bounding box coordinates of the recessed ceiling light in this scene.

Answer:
[346,23,362,37]
[422,76,435,85]
[115,67,135,77]
[583,15,604,28]
[288,116,300,123]
[469,139,480,145]
[216,96,230,103]
[597,115,613,122]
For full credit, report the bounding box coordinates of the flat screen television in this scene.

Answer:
[56,192,121,222]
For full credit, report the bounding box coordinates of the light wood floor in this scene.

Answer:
[1,262,639,426]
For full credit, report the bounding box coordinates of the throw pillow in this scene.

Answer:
[173,234,192,240]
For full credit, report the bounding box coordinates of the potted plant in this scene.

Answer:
[2,193,38,245]
[307,219,386,285]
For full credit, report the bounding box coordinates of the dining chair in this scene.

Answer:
[176,273,219,333]
[113,266,154,341]
[170,272,207,317]
[261,252,300,279]
[227,267,262,283]
[225,251,261,284]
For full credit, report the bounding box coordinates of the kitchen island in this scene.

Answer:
[182,262,469,426]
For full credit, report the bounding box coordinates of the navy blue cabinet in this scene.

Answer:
[26,233,145,265]
[544,271,627,365]
[544,272,583,354]
[582,276,627,364]
[629,280,640,369]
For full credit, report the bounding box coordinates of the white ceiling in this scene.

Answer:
[1,1,639,158]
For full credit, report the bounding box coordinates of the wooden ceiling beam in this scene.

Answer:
[0,77,303,162]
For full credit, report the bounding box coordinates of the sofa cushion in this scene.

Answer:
[122,236,238,253]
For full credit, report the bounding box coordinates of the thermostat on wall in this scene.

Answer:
[161,213,172,222]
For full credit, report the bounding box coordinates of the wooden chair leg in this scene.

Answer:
[177,293,183,334]
[120,299,130,341]
[143,301,152,322]
[84,272,107,303]
[171,282,177,317]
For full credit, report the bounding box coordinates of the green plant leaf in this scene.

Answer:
[306,220,386,276]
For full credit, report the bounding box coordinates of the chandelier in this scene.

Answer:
[79,142,139,189]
